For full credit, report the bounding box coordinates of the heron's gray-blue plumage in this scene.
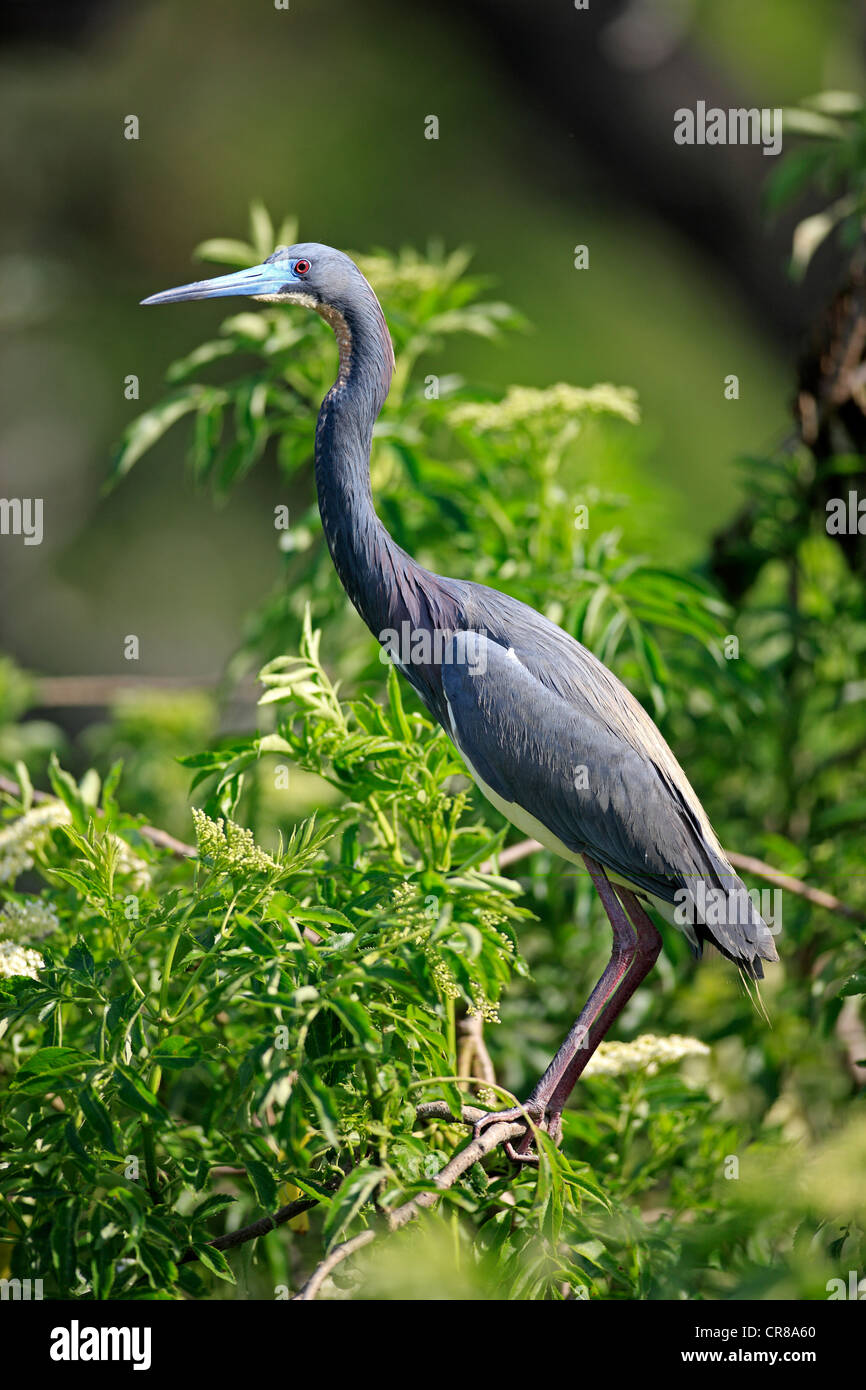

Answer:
[437,618,776,975]
[326,532,776,978]
[287,244,778,980]
[142,242,778,989]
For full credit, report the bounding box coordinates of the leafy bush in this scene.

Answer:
[1,202,865,1300]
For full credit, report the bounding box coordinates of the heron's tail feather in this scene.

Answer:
[689,858,779,981]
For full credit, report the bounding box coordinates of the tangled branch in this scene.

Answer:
[178,1197,318,1266]
[173,1103,523,1295]
[292,1104,525,1301]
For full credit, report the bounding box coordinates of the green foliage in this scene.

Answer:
[1,208,865,1300]
[0,622,530,1298]
[769,91,866,275]
[3,625,861,1301]
[85,688,217,838]
[0,659,64,777]
[1,628,863,1300]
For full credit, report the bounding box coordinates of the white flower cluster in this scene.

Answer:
[451,382,640,434]
[467,988,500,1025]
[0,801,72,884]
[584,1033,710,1078]
[112,838,152,892]
[428,951,460,1002]
[191,807,279,875]
[0,940,45,980]
[0,897,59,941]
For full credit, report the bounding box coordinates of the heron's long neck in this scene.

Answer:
[314,298,408,638]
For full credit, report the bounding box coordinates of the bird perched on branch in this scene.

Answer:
[143,244,778,1160]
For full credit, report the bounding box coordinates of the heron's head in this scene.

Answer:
[143,241,394,397]
[141,242,374,317]
[143,240,397,397]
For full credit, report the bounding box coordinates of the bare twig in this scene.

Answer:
[0,773,196,859]
[483,836,865,922]
[414,1100,488,1124]
[457,1013,496,1090]
[725,850,864,922]
[134,823,197,859]
[178,1197,318,1265]
[481,837,542,874]
[290,1229,375,1299]
[291,1104,525,1300]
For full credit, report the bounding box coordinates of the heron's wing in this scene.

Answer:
[440,630,777,974]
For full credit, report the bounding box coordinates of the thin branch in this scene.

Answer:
[290,1229,375,1299]
[457,1013,496,1089]
[725,850,865,922]
[135,823,197,859]
[178,1198,318,1265]
[481,837,542,874]
[484,836,865,922]
[182,1105,514,1289]
[0,773,196,859]
[291,1105,524,1301]
[414,1100,488,1124]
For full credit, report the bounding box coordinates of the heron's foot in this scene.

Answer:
[472,1100,562,1165]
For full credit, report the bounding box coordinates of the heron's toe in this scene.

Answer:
[471,1100,542,1144]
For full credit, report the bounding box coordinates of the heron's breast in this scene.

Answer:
[444,695,687,937]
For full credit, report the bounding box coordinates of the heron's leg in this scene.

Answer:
[473,854,659,1159]
[531,881,662,1148]
[506,861,659,1157]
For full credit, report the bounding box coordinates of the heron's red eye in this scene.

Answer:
[294,259,311,275]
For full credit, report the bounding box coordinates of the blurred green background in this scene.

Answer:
[1,0,858,682]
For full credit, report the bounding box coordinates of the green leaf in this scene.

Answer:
[193,237,258,267]
[110,391,207,483]
[298,1071,341,1148]
[191,1193,237,1223]
[136,1240,178,1289]
[114,1065,166,1118]
[12,1047,95,1091]
[13,758,34,810]
[782,106,849,138]
[78,1086,120,1154]
[791,196,857,279]
[245,1159,279,1210]
[802,90,863,115]
[322,1166,383,1249]
[149,1037,203,1070]
[47,753,84,821]
[50,1200,79,1290]
[249,200,275,258]
[191,1243,236,1283]
[65,937,96,980]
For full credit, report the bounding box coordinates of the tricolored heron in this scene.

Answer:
[143,244,778,1160]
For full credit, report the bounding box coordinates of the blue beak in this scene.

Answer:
[141,261,295,306]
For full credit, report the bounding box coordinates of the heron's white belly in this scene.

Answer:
[445,710,682,932]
